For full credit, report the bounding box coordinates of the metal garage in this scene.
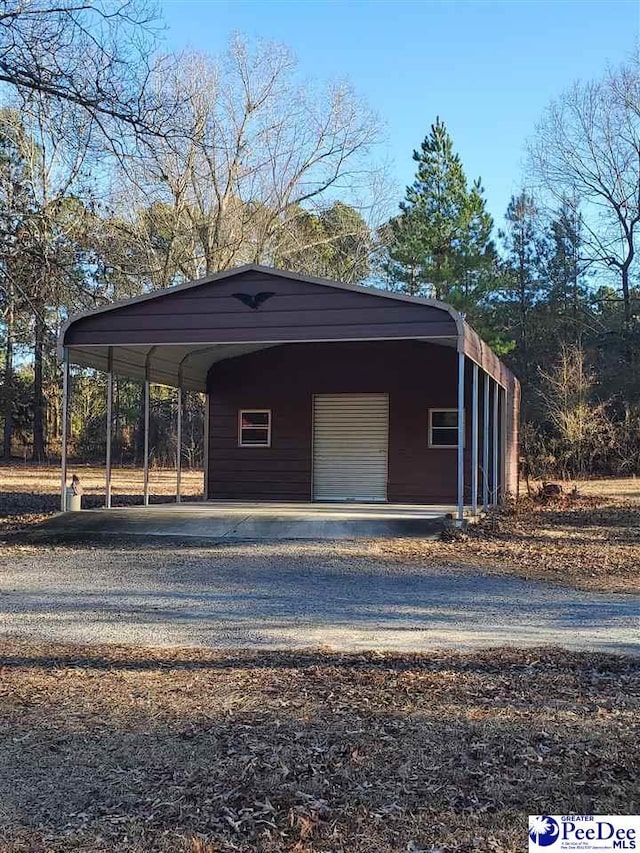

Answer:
[59,264,521,520]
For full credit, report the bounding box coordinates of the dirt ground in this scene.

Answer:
[0,462,204,530]
[372,488,640,594]
[1,464,639,594]
[0,469,638,851]
[0,640,637,853]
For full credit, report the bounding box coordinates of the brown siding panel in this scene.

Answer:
[66,322,457,347]
[207,340,476,504]
[505,377,521,496]
[65,270,458,347]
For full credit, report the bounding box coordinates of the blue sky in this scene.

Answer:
[161,0,639,227]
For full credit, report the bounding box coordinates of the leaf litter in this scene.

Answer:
[365,491,640,594]
[0,640,637,852]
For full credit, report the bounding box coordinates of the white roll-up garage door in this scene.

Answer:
[312,394,389,501]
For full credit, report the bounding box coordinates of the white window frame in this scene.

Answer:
[238,409,272,448]
[428,408,461,449]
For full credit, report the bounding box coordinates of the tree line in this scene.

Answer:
[382,59,640,480]
[0,1,378,467]
[0,0,639,480]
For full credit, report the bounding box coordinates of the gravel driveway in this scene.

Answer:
[0,541,637,653]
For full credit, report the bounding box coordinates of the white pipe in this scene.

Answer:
[456,351,465,523]
[471,362,479,516]
[203,392,209,500]
[60,349,69,511]
[105,347,113,509]
[492,380,499,505]
[143,379,150,506]
[176,385,182,503]
[483,373,490,509]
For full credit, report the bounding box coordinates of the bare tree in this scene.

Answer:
[108,37,382,285]
[0,0,173,152]
[529,57,640,326]
[0,97,97,459]
[538,345,613,477]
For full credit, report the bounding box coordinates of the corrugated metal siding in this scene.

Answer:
[62,266,518,402]
[505,378,521,496]
[64,270,458,348]
[313,394,389,501]
[206,340,494,504]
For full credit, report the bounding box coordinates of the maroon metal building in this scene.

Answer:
[60,265,520,517]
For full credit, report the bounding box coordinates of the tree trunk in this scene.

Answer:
[572,265,579,344]
[32,311,47,461]
[2,279,14,459]
[134,383,145,465]
[621,264,632,327]
[518,252,529,385]
[434,252,442,301]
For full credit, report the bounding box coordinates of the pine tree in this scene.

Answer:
[547,198,590,345]
[385,117,496,309]
[275,202,370,283]
[499,191,543,389]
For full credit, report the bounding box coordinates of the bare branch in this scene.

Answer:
[0,0,181,151]
[108,37,383,283]
[528,56,640,322]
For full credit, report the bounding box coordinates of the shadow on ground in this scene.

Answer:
[0,642,637,853]
[0,543,637,654]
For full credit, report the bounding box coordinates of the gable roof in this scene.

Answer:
[62,263,463,330]
[61,264,517,392]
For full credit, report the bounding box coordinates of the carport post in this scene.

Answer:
[203,392,209,500]
[105,347,113,509]
[471,363,479,516]
[483,374,490,509]
[176,384,182,503]
[492,381,499,505]
[501,386,509,499]
[456,351,465,523]
[60,348,69,511]
[143,378,150,506]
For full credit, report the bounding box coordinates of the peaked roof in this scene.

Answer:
[61,264,517,392]
[62,263,466,330]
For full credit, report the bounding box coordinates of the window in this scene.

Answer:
[428,409,460,448]
[238,410,271,447]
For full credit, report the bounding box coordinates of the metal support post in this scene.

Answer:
[105,347,113,508]
[176,385,182,503]
[471,362,479,516]
[203,392,209,500]
[492,381,499,505]
[60,349,69,511]
[456,351,465,523]
[143,379,150,506]
[483,374,490,509]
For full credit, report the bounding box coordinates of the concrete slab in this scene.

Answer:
[28,501,452,542]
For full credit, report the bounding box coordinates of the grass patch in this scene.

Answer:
[0,462,204,533]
